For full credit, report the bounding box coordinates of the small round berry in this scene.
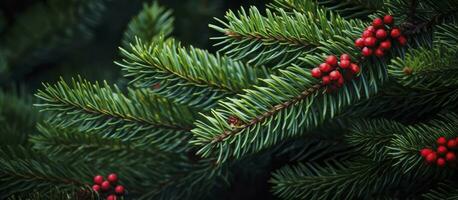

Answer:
[92,185,101,193]
[448,139,457,149]
[322,76,331,85]
[375,48,385,57]
[355,38,365,47]
[329,70,342,80]
[339,60,351,69]
[426,152,437,164]
[115,185,125,195]
[340,54,351,61]
[107,173,118,184]
[372,18,384,28]
[437,137,447,145]
[390,28,401,38]
[93,175,104,185]
[375,29,387,39]
[366,26,376,33]
[319,63,332,73]
[437,158,446,167]
[380,40,392,50]
[336,77,345,87]
[398,35,407,46]
[311,68,322,78]
[383,15,394,24]
[107,195,117,200]
[420,148,433,157]
[326,55,338,66]
[101,181,111,191]
[437,146,448,155]
[446,152,456,162]
[350,63,360,74]
[362,30,373,38]
[364,37,377,47]
[362,47,373,57]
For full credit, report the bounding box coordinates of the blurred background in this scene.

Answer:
[0,0,267,91]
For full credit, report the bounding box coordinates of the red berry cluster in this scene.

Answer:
[311,54,360,90]
[92,173,126,200]
[355,15,407,57]
[420,136,458,167]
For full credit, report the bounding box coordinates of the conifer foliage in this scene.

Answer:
[1,0,458,199]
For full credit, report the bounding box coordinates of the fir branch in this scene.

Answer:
[35,77,195,152]
[121,1,174,47]
[191,53,388,164]
[423,181,458,200]
[118,38,265,110]
[210,6,365,68]
[0,146,96,199]
[388,46,458,90]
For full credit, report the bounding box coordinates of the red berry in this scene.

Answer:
[426,152,437,163]
[322,76,331,85]
[375,29,387,39]
[437,146,448,155]
[447,139,457,149]
[107,195,117,200]
[115,185,125,195]
[420,148,433,157]
[437,137,447,145]
[93,175,104,185]
[362,30,373,38]
[375,48,384,57]
[326,55,338,66]
[364,37,377,47]
[366,26,376,32]
[390,28,401,38]
[329,70,342,80]
[355,38,365,47]
[339,60,351,69]
[383,15,394,24]
[107,173,118,184]
[380,40,392,50]
[319,63,332,73]
[101,181,111,191]
[350,63,360,74]
[398,35,407,46]
[372,18,384,28]
[311,68,322,78]
[340,54,351,61]
[362,47,373,57]
[437,158,446,167]
[446,152,456,162]
[336,77,345,87]
[92,185,101,192]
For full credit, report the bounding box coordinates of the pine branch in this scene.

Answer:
[117,37,266,110]
[0,146,96,199]
[191,53,388,164]
[121,1,174,48]
[35,77,195,152]
[423,181,458,200]
[210,6,365,68]
[388,46,458,90]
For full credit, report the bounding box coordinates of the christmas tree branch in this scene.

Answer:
[191,53,388,164]
[210,6,365,68]
[121,1,174,48]
[118,38,266,110]
[35,77,195,152]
